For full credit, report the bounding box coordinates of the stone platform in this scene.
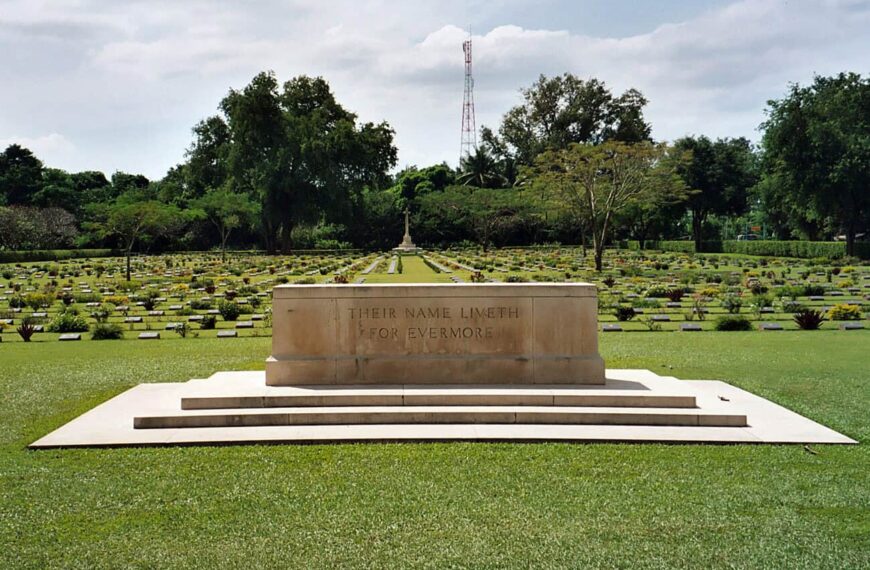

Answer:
[29,369,856,448]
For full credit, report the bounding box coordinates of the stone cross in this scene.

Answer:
[403,208,410,238]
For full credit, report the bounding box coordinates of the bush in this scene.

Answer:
[721,295,743,314]
[189,298,212,310]
[16,317,37,342]
[200,315,217,330]
[827,304,862,321]
[47,310,89,333]
[714,315,753,331]
[802,284,826,297]
[794,309,825,330]
[613,306,636,321]
[91,323,124,340]
[218,300,240,321]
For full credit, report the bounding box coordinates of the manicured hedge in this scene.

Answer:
[624,241,695,253]
[0,249,119,263]
[624,240,869,259]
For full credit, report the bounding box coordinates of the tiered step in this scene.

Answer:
[134,405,746,429]
[180,385,698,410]
[132,383,747,430]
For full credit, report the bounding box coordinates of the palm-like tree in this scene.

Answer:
[457,147,506,189]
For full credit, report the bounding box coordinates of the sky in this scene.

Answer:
[0,0,868,179]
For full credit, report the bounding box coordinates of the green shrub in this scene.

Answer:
[48,310,89,333]
[613,306,636,321]
[721,295,743,314]
[714,315,753,331]
[218,300,241,321]
[189,298,212,310]
[200,315,217,330]
[91,323,124,340]
[827,304,862,321]
[0,249,117,263]
[802,284,826,297]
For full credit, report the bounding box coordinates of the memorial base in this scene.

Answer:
[29,369,856,448]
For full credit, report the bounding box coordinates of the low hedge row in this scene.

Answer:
[624,240,870,259]
[0,249,119,263]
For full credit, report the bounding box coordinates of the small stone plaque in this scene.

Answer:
[124,317,143,323]
[251,314,264,321]
[759,323,783,331]
[148,310,164,316]
[680,323,702,331]
[601,324,622,332]
[839,322,864,330]
[666,302,682,308]
[169,305,183,311]
[808,296,825,301]
[828,291,844,297]
[188,315,204,322]
[206,309,220,315]
[31,312,47,318]
[235,321,253,328]
[32,325,44,333]
[217,330,238,338]
[759,307,775,314]
[651,315,670,322]
[138,332,160,340]
[165,323,180,330]
[58,333,81,341]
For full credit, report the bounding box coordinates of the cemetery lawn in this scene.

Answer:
[1,333,868,569]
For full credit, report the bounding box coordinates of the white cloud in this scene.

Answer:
[0,0,868,177]
[0,133,75,156]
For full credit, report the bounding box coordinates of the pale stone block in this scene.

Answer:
[266,283,605,386]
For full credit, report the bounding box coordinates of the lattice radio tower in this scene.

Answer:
[460,33,477,163]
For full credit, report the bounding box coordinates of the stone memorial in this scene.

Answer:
[392,208,421,253]
[266,283,605,386]
[29,282,856,448]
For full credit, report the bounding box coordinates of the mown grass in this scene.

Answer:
[1,332,868,569]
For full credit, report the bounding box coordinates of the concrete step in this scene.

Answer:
[180,386,697,410]
[135,405,746,429]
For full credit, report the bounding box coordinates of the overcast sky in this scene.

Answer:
[1,0,868,179]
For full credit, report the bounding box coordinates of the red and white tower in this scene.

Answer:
[460,34,477,163]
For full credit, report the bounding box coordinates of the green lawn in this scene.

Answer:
[1,332,868,569]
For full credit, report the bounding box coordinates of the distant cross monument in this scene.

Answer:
[393,207,420,253]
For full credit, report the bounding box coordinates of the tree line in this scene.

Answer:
[1,70,867,271]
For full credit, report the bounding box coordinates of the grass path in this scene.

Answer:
[360,254,457,284]
[0,332,868,568]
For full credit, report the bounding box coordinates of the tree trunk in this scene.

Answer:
[846,225,855,258]
[279,222,293,253]
[126,250,132,282]
[692,209,704,253]
[593,245,604,272]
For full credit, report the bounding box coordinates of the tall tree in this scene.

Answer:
[217,72,397,252]
[0,144,44,205]
[674,136,757,251]
[190,185,260,261]
[87,192,185,280]
[759,72,870,255]
[483,74,651,167]
[529,141,687,271]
